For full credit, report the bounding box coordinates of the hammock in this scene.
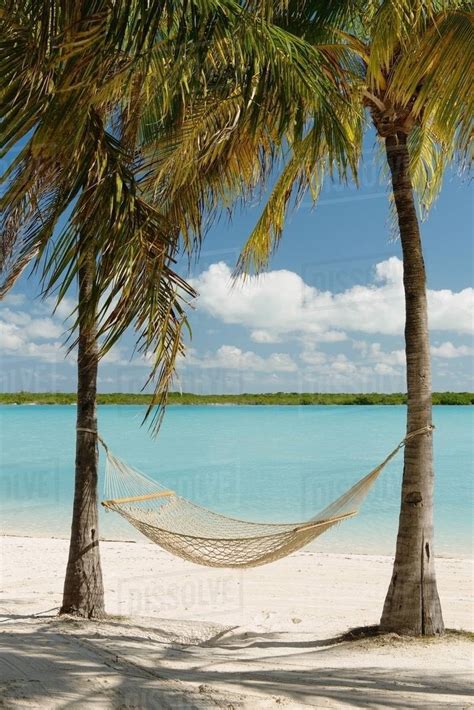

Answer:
[94,425,433,568]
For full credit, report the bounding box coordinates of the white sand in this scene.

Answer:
[1,535,473,708]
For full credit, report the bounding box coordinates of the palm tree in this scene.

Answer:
[154,0,471,636]
[0,1,215,618]
[0,1,353,617]
[0,86,194,620]
[232,0,472,635]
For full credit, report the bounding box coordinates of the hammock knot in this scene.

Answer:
[403,424,435,446]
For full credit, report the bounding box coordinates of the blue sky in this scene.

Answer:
[1,147,473,394]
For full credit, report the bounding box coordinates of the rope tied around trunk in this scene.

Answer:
[399,424,435,447]
[76,427,109,452]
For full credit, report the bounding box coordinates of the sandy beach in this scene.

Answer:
[0,535,473,708]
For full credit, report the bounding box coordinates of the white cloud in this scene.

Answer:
[0,298,152,369]
[374,363,398,376]
[2,255,472,392]
[352,341,406,377]
[1,308,31,327]
[1,307,63,340]
[374,257,403,284]
[310,330,348,343]
[330,354,357,375]
[101,346,128,366]
[250,330,283,344]
[296,354,388,389]
[192,258,474,339]
[0,322,24,351]
[429,290,473,335]
[299,340,407,383]
[0,293,70,366]
[431,341,474,359]
[26,341,66,362]
[0,319,68,364]
[353,341,405,366]
[46,296,76,321]
[300,349,327,367]
[97,346,160,369]
[2,293,26,307]
[25,318,63,340]
[183,345,297,372]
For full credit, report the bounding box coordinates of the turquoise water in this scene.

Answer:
[0,405,472,557]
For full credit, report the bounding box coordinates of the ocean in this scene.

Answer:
[1,404,472,557]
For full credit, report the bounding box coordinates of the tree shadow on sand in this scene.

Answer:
[1,617,472,709]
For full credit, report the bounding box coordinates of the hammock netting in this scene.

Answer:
[98,428,432,568]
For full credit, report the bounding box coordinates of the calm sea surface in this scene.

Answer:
[1,405,472,557]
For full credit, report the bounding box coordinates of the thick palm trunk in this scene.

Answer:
[60,243,105,618]
[380,133,444,635]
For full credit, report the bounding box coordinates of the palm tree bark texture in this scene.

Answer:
[60,240,105,618]
[380,132,444,635]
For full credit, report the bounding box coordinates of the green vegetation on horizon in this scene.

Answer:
[1,392,472,406]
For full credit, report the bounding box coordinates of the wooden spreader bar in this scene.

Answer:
[102,490,175,507]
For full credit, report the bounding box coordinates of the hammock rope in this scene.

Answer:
[78,424,434,568]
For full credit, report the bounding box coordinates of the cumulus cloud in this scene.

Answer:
[0,298,70,364]
[297,339,408,383]
[431,341,474,359]
[101,347,160,369]
[300,349,327,367]
[182,345,297,372]
[0,322,24,351]
[0,320,68,363]
[2,293,26,307]
[250,330,283,344]
[350,341,406,377]
[1,307,63,340]
[192,258,474,339]
[353,341,405,365]
[0,298,152,370]
[2,256,472,393]
[45,296,76,321]
[296,352,391,389]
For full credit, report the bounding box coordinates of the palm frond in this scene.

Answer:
[389,9,473,159]
[236,98,364,274]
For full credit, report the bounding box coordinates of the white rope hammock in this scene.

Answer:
[91,425,433,568]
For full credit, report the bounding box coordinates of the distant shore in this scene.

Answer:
[1,391,473,405]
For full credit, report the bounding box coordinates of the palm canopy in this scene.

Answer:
[0,0,356,420]
[203,0,472,273]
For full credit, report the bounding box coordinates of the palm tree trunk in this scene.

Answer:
[60,240,105,618]
[380,133,444,635]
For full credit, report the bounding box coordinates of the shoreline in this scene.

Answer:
[2,531,472,560]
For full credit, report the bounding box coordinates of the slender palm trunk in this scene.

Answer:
[60,241,105,618]
[380,133,444,635]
